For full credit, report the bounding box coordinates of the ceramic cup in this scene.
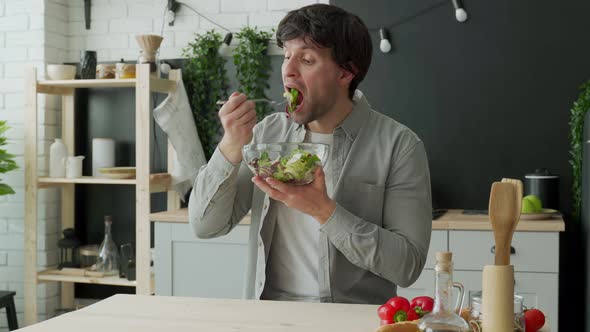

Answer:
[65,156,85,178]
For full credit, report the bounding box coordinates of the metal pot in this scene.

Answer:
[524,168,559,210]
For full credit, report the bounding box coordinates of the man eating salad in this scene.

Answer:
[189,3,432,304]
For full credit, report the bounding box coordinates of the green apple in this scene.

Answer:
[521,198,537,213]
[523,195,542,212]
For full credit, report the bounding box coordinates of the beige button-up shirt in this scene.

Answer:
[189,90,432,304]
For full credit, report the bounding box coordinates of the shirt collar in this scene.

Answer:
[337,89,370,141]
[296,89,370,141]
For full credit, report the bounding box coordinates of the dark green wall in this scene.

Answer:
[333,0,589,212]
[330,0,590,331]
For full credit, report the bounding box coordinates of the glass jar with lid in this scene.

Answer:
[465,291,525,332]
[137,49,160,78]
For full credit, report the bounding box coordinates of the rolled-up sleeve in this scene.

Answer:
[188,145,254,239]
[320,140,432,287]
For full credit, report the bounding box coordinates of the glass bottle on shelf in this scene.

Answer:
[96,215,119,276]
[418,251,469,332]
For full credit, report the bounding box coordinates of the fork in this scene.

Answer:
[215,98,287,107]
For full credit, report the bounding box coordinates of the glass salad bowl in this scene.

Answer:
[242,143,329,185]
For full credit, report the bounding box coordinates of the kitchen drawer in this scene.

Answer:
[425,230,448,269]
[449,231,558,272]
[397,269,434,299]
[454,271,558,332]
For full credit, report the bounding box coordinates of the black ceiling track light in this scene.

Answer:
[84,0,91,29]
[167,0,181,26]
[452,0,468,22]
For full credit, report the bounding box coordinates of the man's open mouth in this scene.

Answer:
[284,87,304,117]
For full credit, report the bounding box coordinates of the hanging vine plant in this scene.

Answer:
[569,79,590,221]
[233,27,274,120]
[182,30,229,160]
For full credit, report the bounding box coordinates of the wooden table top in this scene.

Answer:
[19,294,380,332]
[18,293,552,331]
[151,209,564,232]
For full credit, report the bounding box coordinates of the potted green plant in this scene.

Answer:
[233,27,274,120]
[0,120,18,195]
[182,30,229,160]
[569,79,590,220]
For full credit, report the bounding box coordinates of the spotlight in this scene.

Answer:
[223,32,233,46]
[452,0,468,22]
[379,28,392,53]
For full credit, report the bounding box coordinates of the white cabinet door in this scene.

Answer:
[514,272,558,332]
[155,222,250,298]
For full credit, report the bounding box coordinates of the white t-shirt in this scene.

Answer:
[262,131,334,301]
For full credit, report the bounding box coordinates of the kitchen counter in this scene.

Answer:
[17,294,551,332]
[19,294,377,332]
[150,208,564,232]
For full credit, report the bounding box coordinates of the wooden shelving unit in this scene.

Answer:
[149,208,189,223]
[149,208,252,225]
[24,64,180,325]
[37,270,138,287]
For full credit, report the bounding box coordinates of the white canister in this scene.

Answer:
[65,156,85,178]
[49,138,67,178]
[92,138,115,177]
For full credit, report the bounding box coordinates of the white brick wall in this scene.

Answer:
[65,0,328,62]
[0,0,66,330]
[0,0,327,330]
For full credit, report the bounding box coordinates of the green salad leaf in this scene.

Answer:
[249,148,321,184]
[283,88,299,114]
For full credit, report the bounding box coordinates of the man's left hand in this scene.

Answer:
[252,167,336,224]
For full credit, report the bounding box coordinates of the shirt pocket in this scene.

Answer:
[338,180,385,224]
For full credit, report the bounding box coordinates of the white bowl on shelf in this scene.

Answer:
[46,64,76,80]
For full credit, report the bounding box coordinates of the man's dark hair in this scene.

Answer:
[276,4,372,99]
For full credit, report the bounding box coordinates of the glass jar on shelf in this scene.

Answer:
[464,291,525,332]
[137,49,159,78]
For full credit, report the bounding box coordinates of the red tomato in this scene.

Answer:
[377,304,395,320]
[524,308,545,332]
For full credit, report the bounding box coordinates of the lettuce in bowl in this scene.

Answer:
[243,143,329,185]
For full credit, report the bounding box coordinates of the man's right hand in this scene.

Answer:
[218,92,257,164]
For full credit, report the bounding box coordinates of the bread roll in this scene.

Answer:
[375,322,420,332]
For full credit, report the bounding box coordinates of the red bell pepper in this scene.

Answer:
[377,304,395,325]
[385,296,411,322]
[410,296,434,317]
[406,308,419,321]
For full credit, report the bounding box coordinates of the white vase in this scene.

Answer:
[49,138,67,178]
[92,138,115,177]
